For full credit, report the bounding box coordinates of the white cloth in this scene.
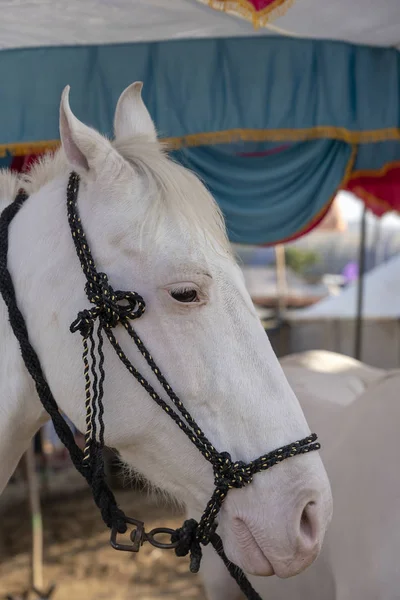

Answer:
[1,0,399,50]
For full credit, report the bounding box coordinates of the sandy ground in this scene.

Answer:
[0,468,206,600]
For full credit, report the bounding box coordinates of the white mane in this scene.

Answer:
[0,139,230,254]
[0,170,21,207]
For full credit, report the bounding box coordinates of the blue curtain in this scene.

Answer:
[0,154,12,169]
[1,36,399,244]
[0,37,399,150]
[173,139,352,244]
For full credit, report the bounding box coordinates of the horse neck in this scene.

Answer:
[0,196,47,494]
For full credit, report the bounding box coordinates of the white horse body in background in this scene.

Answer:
[206,350,400,599]
[0,83,331,598]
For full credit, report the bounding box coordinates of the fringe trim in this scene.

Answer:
[2,127,400,157]
[197,0,295,29]
[163,126,400,150]
[348,160,400,181]
[0,140,59,158]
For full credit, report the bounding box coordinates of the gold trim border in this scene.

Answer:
[163,127,400,149]
[0,140,60,158]
[1,126,400,157]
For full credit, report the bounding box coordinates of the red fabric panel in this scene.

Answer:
[10,153,43,173]
[247,0,281,9]
[344,163,400,217]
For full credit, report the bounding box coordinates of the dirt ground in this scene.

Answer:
[0,468,206,600]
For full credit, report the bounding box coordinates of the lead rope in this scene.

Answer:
[0,173,321,600]
[0,189,127,534]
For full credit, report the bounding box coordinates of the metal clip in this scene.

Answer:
[110,517,145,552]
[110,518,179,552]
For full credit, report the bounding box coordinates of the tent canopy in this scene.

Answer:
[1,0,399,245]
[2,0,400,49]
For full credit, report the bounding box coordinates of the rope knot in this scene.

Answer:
[86,272,146,328]
[171,519,203,573]
[70,308,97,337]
[214,452,253,490]
[70,273,146,335]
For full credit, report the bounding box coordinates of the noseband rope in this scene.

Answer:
[0,172,321,600]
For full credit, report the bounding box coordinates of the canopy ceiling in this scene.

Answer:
[2,0,400,50]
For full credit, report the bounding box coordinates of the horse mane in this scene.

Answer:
[0,170,21,208]
[0,139,231,255]
[0,150,67,209]
[113,137,231,254]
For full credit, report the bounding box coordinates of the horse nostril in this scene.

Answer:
[299,501,317,545]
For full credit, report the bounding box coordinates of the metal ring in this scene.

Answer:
[145,527,179,549]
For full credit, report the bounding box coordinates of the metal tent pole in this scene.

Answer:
[25,441,44,595]
[354,205,367,360]
[275,244,288,356]
[25,440,55,599]
[275,244,287,318]
[373,216,383,268]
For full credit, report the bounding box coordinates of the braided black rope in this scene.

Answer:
[0,189,127,534]
[211,532,263,600]
[0,173,322,600]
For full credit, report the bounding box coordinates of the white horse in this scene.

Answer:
[280,350,385,409]
[206,351,400,599]
[0,82,332,598]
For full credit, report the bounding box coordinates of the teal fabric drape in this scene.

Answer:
[0,36,399,150]
[1,140,351,244]
[173,140,352,244]
[0,155,12,169]
[1,35,399,244]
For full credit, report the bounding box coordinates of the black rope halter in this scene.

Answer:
[0,172,321,600]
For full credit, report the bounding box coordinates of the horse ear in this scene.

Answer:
[114,82,157,142]
[60,86,113,174]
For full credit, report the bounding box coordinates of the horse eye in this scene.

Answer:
[169,288,199,303]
